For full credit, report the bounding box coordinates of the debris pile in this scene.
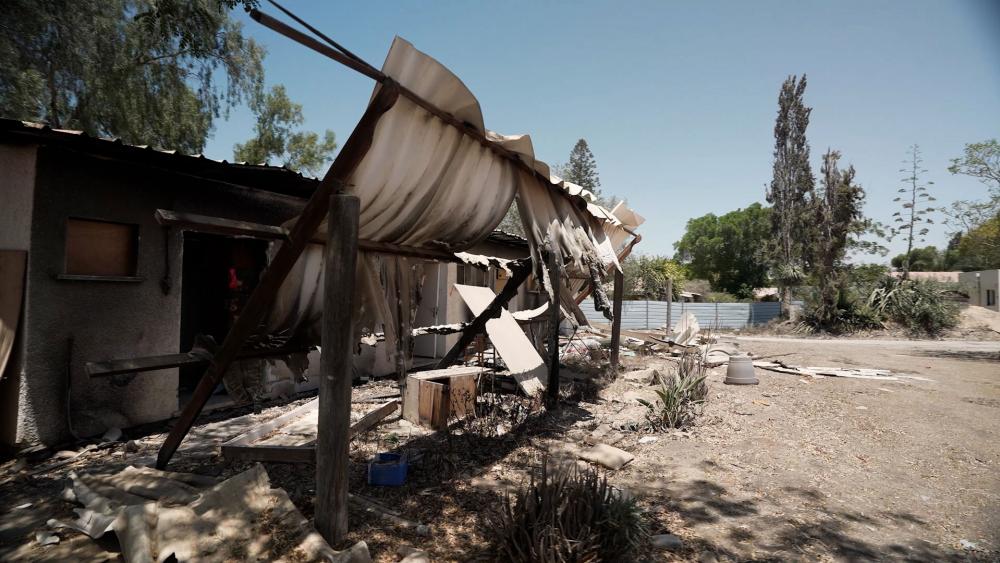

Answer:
[49,464,370,563]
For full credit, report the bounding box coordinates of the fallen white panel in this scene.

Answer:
[454,284,546,396]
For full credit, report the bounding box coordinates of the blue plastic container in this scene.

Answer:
[367,453,408,486]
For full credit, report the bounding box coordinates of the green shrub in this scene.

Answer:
[867,276,959,336]
[801,274,959,336]
[493,458,649,562]
[638,349,708,430]
[801,285,882,334]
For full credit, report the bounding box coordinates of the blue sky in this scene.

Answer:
[205,0,1000,260]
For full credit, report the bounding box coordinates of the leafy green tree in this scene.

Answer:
[891,145,938,279]
[674,203,771,298]
[622,255,686,300]
[949,139,1000,190]
[952,214,1000,270]
[945,139,1000,268]
[0,0,264,153]
[234,85,337,176]
[807,150,867,326]
[890,246,947,271]
[765,75,814,309]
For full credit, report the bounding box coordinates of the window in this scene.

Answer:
[63,218,139,278]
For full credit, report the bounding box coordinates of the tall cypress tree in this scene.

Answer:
[766,75,815,313]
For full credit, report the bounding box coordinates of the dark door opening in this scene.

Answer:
[179,232,268,395]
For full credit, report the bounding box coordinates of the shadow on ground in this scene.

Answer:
[622,462,982,562]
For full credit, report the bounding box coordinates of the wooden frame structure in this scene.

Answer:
[149,2,629,545]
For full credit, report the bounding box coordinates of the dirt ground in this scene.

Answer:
[1,334,998,562]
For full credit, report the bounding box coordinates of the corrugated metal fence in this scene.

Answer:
[579,299,782,330]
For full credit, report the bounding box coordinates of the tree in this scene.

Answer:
[674,203,771,298]
[557,138,621,207]
[949,139,1000,191]
[622,255,686,300]
[945,139,1000,268]
[952,214,1000,270]
[891,245,948,272]
[234,85,337,176]
[0,0,264,153]
[562,139,600,193]
[765,75,814,311]
[891,145,938,279]
[807,150,867,326]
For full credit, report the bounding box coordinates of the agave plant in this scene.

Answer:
[638,349,708,430]
[492,457,649,562]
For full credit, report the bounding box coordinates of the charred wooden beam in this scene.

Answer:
[86,345,314,378]
[610,269,625,372]
[545,251,561,409]
[155,208,515,265]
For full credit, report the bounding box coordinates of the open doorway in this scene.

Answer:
[179,232,269,396]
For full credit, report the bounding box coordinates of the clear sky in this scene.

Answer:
[204,0,1000,260]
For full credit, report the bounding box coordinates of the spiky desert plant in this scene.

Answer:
[493,458,649,562]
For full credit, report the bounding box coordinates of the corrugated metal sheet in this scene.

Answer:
[579,299,782,330]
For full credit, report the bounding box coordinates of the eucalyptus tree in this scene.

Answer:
[0,0,264,153]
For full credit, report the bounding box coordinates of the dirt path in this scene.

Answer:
[2,337,996,562]
[604,336,1000,561]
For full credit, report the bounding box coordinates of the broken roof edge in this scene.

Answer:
[0,118,320,199]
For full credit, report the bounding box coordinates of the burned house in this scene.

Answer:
[0,119,584,449]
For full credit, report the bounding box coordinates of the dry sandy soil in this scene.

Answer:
[1,335,998,562]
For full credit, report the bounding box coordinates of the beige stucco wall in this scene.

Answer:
[960,270,1000,312]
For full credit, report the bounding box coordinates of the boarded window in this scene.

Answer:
[65,218,139,277]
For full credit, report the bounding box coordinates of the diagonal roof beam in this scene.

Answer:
[248,7,590,212]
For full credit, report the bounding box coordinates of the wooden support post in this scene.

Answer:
[545,251,561,409]
[609,269,624,373]
[434,263,532,370]
[316,192,360,545]
[155,82,399,470]
[666,278,673,335]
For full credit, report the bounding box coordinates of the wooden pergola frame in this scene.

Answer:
[151,3,627,545]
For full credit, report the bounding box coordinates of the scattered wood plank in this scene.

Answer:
[220,399,400,463]
[752,361,900,381]
[348,400,398,439]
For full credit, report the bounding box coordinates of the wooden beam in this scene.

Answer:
[155,208,289,241]
[348,400,398,439]
[221,398,319,450]
[610,269,624,372]
[222,444,315,463]
[155,81,400,471]
[156,207,498,264]
[316,191,360,544]
[545,251,561,409]
[86,346,314,378]
[434,263,532,370]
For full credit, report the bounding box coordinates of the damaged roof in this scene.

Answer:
[0,118,319,199]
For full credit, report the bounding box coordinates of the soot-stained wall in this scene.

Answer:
[16,147,306,445]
